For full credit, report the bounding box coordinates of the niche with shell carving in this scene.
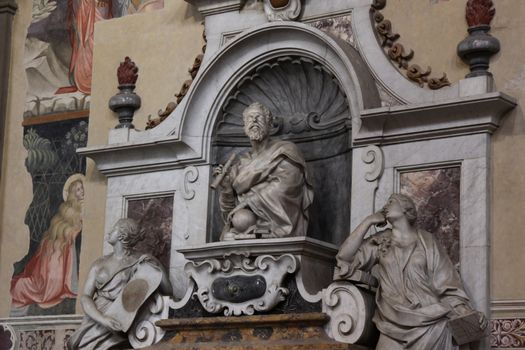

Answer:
[209,56,352,244]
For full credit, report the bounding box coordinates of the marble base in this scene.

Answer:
[144,313,370,350]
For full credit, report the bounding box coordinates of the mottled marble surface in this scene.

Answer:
[128,196,174,269]
[400,167,461,266]
[149,313,370,350]
[310,15,354,48]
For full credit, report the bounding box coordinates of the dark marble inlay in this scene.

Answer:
[400,167,461,266]
[212,276,266,303]
[128,195,174,269]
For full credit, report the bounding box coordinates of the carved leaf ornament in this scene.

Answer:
[371,0,451,90]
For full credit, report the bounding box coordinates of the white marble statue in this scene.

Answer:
[67,218,172,350]
[212,102,314,240]
[335,193,487,349]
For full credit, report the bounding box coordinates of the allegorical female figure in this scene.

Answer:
[336,194,486,350]
[11,175,84,309]
[67,218,172,350]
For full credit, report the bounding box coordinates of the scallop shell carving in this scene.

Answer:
[217,56,350,140]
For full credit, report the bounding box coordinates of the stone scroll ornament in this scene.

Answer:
[185,252,298,316]
[457,0,500,78]
[109,57,142,129]
[263,0,301,21]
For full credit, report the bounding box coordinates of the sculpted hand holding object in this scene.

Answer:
[336,193,487,349]
[67,218,172,350]
[212,102,314,241]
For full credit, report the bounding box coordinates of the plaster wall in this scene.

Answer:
[382,0,525,305]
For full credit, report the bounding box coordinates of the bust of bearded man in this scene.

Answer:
[213,102,314,241]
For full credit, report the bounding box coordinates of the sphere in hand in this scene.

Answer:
[231,209,257,233]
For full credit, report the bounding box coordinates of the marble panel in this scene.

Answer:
[399,167,461,266]
[127,195,174,269]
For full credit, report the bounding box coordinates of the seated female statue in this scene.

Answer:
[336,193,487,350]
[67,218,172,350]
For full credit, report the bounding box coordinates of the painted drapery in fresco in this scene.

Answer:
[10,119,88,316]
[25,0,164,118]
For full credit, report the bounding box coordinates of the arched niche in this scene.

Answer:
[140,22,381,166]
[209,55,353,244]
[156,23,382,245]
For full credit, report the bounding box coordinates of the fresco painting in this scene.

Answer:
[399,167,461,267]
[25,0,164,118]
[10,119,88,316]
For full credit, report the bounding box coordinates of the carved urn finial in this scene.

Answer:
[457,0,500,78]
[109,57,142,129]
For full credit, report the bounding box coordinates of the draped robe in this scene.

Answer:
[336,229,471,350]
[67,256,162,350]
[220,139,314,238]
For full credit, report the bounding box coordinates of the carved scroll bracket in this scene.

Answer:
[322,281,376,346]
[185,252,298,316]
[182,166,199,200]
[362,145,384,183]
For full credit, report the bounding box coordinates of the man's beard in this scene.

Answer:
[245,123,269,141]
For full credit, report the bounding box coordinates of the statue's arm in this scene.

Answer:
[80,262,121,331]
[336,212,385,263]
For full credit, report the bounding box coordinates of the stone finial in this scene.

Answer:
[466,0,496,27]
[117,56,139,85]
[457,0,500,78]
[109,57,141,129]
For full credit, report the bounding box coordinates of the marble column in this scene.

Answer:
[0,0,17,179]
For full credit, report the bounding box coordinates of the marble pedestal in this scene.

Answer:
[144,313,371,350]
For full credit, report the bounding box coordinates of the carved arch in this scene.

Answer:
[138,21,381,163]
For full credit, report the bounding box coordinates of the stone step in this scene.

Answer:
[144,312,370,350]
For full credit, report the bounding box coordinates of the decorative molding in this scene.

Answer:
[370,0,451,90]
[185,0,244,17]
[263,0,301,22]
[322,281,377,346]
[362,145,384,182]
[147,31,206,130]
[491,319,525,348]
[182,165,199,200]
[185,252,298,316]
[492,300,525,318]
[354,92,516,146]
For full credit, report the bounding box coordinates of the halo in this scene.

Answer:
[63,173,85,201]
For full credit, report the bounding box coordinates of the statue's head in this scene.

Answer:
[384,193,418,225]
[242,102,273,142]
[108,218,144,250]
